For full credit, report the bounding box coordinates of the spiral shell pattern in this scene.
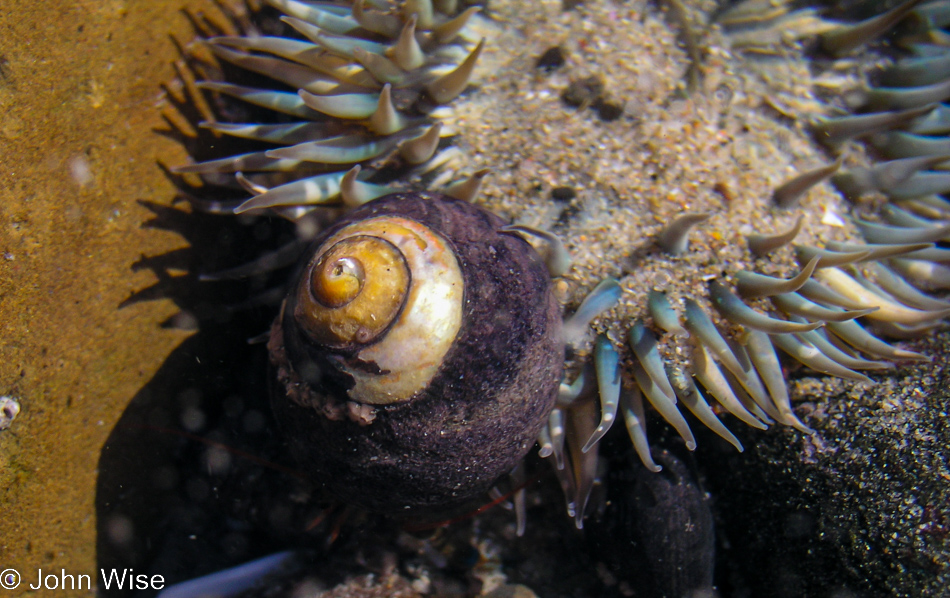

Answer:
[270,192,562,513]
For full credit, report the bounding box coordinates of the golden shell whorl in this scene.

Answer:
[270,191,563,514]
[292,216,465,405]
[302,236,408,341]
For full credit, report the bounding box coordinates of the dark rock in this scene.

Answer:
[562,76,604,108]
[594,99,624,122]
[588,448,715,598]
[536,46,566,72]
[702,332,950,597]
[551,186,576,202]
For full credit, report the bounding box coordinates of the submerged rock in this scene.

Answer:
[588,447,715,598]
[704,331,950,597]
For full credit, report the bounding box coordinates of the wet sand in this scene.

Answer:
[0,0,206,586]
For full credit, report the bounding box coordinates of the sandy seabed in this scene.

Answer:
[0,0,200,584]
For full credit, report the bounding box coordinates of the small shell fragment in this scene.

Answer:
[0,396,20,431]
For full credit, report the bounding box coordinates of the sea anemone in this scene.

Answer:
[451,0,950,530]
[171,0,949,503]
[172,0,487,214]
[160,0,950,592]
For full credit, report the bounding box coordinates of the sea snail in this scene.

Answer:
[268,191,563,515]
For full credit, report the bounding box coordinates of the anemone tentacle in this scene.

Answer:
[179,0,950,531]
[175,0,486,219]
[539,0,950,519]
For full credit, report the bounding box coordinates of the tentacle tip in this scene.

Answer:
[685,441,697,451]
[580,442,594,454]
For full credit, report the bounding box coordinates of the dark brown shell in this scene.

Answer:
[269,191,563,515]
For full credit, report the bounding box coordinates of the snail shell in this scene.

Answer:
[268,191,563,514]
